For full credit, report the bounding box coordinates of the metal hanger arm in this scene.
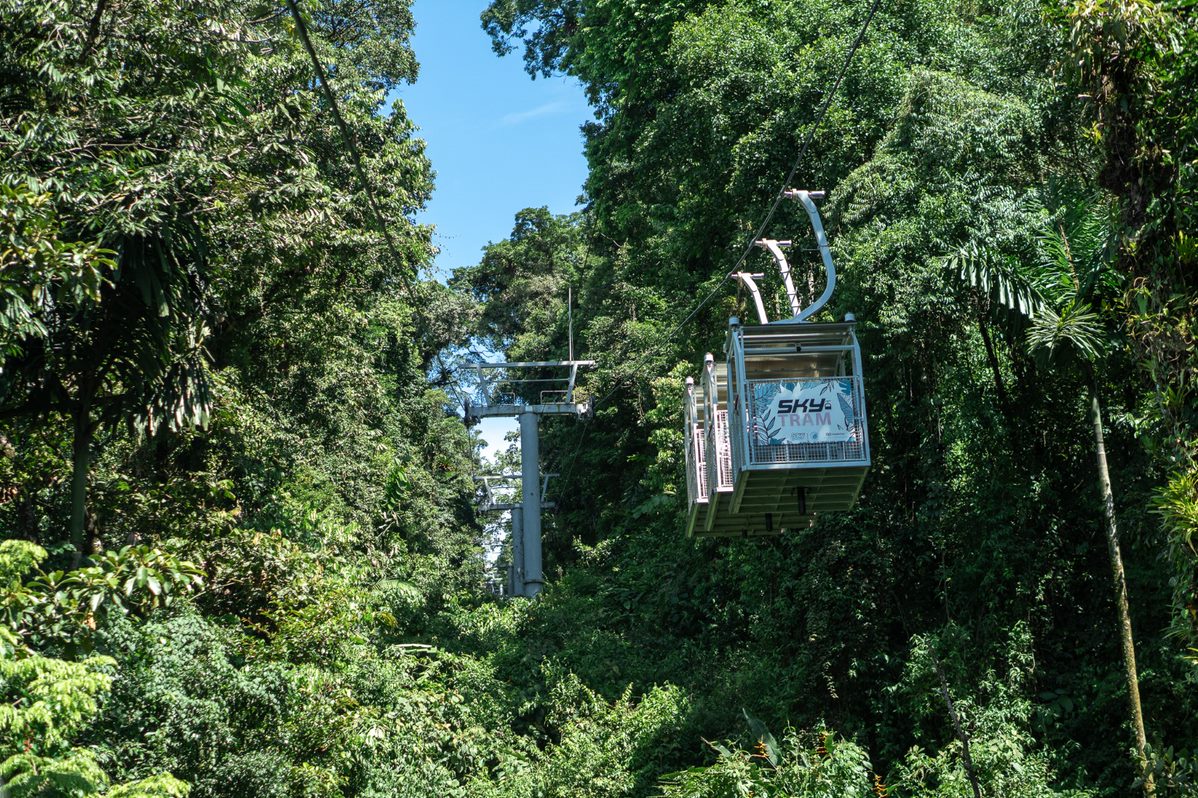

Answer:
[782,189,835,322]
[734,272,771,324]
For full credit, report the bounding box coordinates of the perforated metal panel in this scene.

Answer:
[684,421,708,505]
[744,377,866,466]
[705,409,733,499]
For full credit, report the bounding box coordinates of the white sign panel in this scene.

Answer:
[753,379,856,444]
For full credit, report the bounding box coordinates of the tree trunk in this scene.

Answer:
[70,406,94,565]
[931,653,983,798]
[1090,388,1155,798]
[78,0,108,62]
[976,312,1014,433]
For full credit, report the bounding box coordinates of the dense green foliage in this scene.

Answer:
[2,0,1196,796]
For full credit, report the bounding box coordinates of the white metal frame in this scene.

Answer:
[736,189,837,327]
[701,354,734,504]
[683,377,708,508]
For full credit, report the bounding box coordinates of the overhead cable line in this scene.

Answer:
[284,0,415,292]
[722,0,883,283]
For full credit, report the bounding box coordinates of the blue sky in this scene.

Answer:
[396,0,591,280]
[395,2,592,457]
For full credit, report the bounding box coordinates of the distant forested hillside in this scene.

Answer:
[1,1,1195,797]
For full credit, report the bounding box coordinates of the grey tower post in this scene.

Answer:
[465,360,593,598]
[519,411,543,596]
[510,506,524,597]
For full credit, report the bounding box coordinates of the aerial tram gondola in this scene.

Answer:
[684,190,870,538]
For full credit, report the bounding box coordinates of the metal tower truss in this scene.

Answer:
[475,473,558,513]
[464,360,595,421]
[465,359,593,597]
[474,473,557,597]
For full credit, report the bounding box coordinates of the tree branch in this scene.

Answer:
[78,0,109,62]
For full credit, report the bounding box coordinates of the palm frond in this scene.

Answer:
[948,241,1046,319]
[1026,301,1106,361]
[949,192,1121,364]
[1035,194,1122,305]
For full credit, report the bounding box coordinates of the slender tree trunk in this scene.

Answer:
[976,313,1014,431]
[1089,388,1155,798]
[78,0,108,62]
[931,653,983,798]
[70,405,94,565]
